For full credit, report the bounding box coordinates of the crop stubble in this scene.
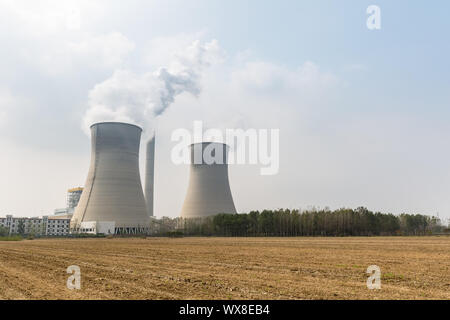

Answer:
[0,237,448,300]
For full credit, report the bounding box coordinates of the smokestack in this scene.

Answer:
[144,136,155,217]
[180,142,237,218]
[71,122,150,234]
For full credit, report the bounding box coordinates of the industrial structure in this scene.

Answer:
[54,187,83,217]
[180,142,237,218]
[144,136,155,217]
[67,187,83,209]
[4,125,239,236]
[70,122,150,234]
[78,221,115,235]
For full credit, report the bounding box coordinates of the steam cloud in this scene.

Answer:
[83,39,222,137]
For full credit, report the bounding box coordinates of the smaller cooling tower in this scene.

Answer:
[180,142,237,218]
[71,122,150,233]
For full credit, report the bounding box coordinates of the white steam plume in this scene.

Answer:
[83,39,222,137]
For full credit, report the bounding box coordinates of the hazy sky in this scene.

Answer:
[0,0,449,221]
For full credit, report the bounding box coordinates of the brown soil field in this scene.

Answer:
[0,237,449,300]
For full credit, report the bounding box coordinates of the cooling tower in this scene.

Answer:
[144,136,155,217]
[71,122,150,233]
[180,142,237,218]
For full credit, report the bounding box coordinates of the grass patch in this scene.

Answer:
[382,272,405,281]
[0,236,23,241]
[165,231,184,238]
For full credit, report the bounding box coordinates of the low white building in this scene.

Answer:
[79,221,115,235]
[0,215,70,236]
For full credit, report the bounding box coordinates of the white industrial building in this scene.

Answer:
[0,215,71,236]
[78,221,115,235]
[0,215,116,236]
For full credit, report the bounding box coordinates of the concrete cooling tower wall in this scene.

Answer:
[71,122,150,234]
[180,142,237,218]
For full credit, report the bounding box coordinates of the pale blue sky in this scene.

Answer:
[0,1,449,221]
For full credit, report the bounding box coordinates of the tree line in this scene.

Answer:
[175,207,446,237]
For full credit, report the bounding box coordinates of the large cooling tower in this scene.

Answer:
[144,136,155,217]
[180,142,237,218]
[71,122,150,233]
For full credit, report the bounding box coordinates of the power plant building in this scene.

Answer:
[54,187,84,217]
[67,187,83,209]
[0,215,71,236]
[71,122,150,234]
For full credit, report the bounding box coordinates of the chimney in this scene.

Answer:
[144,136,155,217]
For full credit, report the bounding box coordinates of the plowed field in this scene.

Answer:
[0,237,448,299]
